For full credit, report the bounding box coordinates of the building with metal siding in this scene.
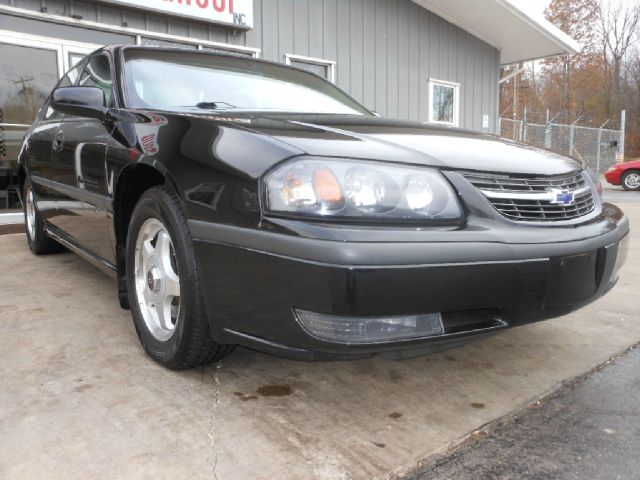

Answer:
[0,0,577,210]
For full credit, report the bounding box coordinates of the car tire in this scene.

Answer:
[126,185,234,369]
[621,170,640,191]
[23,178,63,255]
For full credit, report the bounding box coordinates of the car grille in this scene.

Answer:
[463,170,596,221]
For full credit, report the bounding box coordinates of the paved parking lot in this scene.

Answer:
[410,345,640,480]
[0,201,638,480]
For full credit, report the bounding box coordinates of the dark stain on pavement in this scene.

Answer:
[257,385,293,397]
[233,391,258,401]
[73,384,93,393]
[372,442,386,448]
[389,412,403,419]
[471,402,486,409]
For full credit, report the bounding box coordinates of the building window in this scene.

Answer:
[428,79,460,127]
[284,54,336,83]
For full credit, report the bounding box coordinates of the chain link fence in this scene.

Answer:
[499,118,622,177]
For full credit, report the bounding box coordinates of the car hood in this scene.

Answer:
[618,159,640,168]
[228,113,581,176]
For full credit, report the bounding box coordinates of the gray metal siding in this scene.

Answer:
[4,0,500,132]
[0,13,134,44]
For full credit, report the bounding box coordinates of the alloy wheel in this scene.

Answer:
[624,172,640,189]
[25,186,36,240]
[134,218,181,341]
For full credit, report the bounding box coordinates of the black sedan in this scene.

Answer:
[19,46,629,369]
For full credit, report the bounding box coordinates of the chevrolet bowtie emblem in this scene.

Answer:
[550,189,575,205]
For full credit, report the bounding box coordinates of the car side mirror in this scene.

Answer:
[51,86,109,121]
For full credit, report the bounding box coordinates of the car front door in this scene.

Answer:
[27,62,85,223]
[46,53,116,264]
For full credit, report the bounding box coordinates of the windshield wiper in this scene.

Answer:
[191,101,236,110]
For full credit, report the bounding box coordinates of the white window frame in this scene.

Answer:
[428,78,460,127]
[0,29,100,77]
[284,54,336,83]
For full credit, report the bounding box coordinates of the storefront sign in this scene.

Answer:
[103,0,253,29]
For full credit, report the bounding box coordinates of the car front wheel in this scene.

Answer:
[621,170,640,191]
[126,186,233,369]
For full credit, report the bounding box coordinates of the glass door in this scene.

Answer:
[0,30,98,211]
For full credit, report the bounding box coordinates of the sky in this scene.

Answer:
[509,0,552,16]
[509,0,637,17]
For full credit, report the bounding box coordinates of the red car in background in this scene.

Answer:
[605,159,640,191]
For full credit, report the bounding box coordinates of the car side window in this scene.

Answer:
[43,63,83,121]
[78,54,114,108]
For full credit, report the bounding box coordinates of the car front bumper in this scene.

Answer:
[605,169,622,185]
[189,203,630,360]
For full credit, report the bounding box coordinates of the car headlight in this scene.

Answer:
[264,157,463,222]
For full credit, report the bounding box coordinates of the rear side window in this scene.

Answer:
[78,54,114,108]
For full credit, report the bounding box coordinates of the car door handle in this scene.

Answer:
[52,132,64,152]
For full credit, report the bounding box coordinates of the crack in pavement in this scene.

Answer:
[207,361,223,480]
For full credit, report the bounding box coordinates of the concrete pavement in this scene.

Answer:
[602,187,640,204]
[0,203,638,480]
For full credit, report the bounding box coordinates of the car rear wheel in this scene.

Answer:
[126,185,233,369]
[23,178,63,255]
[621,170,640,191]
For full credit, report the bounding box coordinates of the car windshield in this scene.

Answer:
[122,49,371,116]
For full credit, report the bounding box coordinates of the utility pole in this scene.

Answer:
[544,109,551,149]
[618,110,626,162]
[596,119,610,176]
[569,115,583,159]
[513,69,518,122]
[512,63,524,141]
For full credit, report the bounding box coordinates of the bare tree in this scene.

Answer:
[598,0,640,124]
[624,50,640,156]
[544,0,600,122]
